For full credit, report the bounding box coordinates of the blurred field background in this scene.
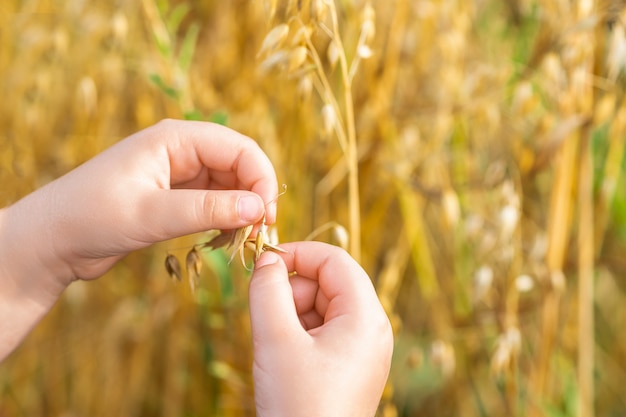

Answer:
[2,0,626,415]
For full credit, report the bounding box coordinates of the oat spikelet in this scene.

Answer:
[287,46,309,72]
[229,224,254,265]
[187,185,289,271]
[327,40,340,69]
[321,104,336,136]
[331,224,349,250]
[165,254,182,281]
[257,23,289,58]
[291,25,313,46]
[199,230,236,250]
[255,221,267,261]
[258,50,290,74]
[186,247,202,293]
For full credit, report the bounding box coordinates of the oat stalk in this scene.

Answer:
[327,3,362,263]
[258,2,368,262]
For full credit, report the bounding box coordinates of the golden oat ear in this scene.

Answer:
[165,254,183,282]
[186,247,202,294]
[166,184,290,279]
[257,24,289,58]
[198,230,236,251]
[229,224,254,265]
[254,222,266,261]
[260,241,289,254]
[251,185,289,261]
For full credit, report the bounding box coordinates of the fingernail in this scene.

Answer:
[255,251,280,269]
[237,195,264,222]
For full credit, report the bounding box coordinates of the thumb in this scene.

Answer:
[249,251,303,344]
[146,189,265,239]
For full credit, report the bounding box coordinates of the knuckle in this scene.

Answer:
[200,192,220,226]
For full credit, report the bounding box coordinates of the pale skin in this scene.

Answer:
[251,244,394,417]
[0,119,393,416]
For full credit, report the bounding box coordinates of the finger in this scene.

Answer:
[275,242,378,321]
[153,120,279,224]
[141,189,265,240]
[249,251,307,343]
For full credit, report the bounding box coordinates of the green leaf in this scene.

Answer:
[204,249,233,300]
[166,3,191,34]
[155,0,169,16]
[150,0,172,58]
[184,109,205,121]
[149,73,179,99]
[154,34,172,58]
[178,22,200,72]
[209,111,228,126]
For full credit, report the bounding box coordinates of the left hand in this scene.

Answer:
[3,119,279,286]
[0,119,278,361]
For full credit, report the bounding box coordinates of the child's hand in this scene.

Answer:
[0,119,278,359]
[4,119,278,284]
[249,242,393,417]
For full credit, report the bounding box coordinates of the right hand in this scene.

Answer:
[249,242,394,417]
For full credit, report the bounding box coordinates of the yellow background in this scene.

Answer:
[2,0,626,416]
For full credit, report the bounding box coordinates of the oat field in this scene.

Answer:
[2,0,626,416]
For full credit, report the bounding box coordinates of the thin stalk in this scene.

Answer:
[304,34,349,152]
[529,126,578,416]
[576,1,596,414]
[344,83,361,263]
[328,4,361,262]
[504,172,524,416]
[595,105,626,255]
[578,123,595,417]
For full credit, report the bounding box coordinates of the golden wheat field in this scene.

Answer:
[2,0,626,415]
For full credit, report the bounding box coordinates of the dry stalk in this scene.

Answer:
[576,4,597,417]
[578,118,595,417]
[529,1,597,415]
[257,0,372,262]
[395,177,453,344]
[377,235,411,313]
[501,176,524,415]
[529,75,580,417]
[326,3,362,263]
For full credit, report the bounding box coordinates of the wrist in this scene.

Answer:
[0,198,71,361]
